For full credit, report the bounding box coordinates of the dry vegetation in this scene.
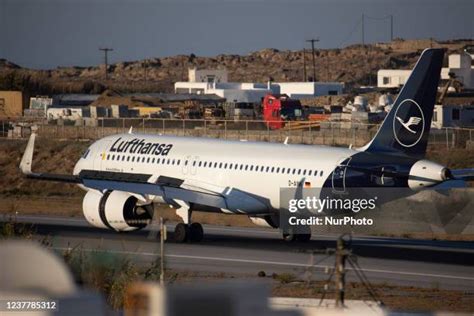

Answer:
[1,39,473,96]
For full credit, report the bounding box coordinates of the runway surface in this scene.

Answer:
[3,214,474,291]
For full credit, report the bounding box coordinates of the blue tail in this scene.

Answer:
[364,48,444,158]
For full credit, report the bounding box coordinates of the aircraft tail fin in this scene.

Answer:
[363,48,444,158]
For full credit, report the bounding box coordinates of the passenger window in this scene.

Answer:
[214,162,218,168]
[229,163,233,169]
[177,160,181,165]
[298,169,301,175]
[320,170,324,177]
[271,167,275,173]
[219,163,223,168]
[240,165,243,170]
[172,159,176,165]
[82,149,90,159]
[250,165,254,171]
[303,170,306,175]
[308,170,312,176]
[203,161,207,167]
[276,167,280,173]
[184,160,188,166]
[245,165,248,171]
[152,158,155,163]
[224,163,228,169]
[292,169,296,174]
[198,161,202,167]
[266,167,270,172]
[193,161,196,167]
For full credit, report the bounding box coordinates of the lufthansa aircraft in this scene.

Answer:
[20,49,473,242]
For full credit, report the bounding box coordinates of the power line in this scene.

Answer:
[337,17,363,48]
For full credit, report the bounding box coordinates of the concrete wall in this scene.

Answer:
[188,68,228,83]
[0,91,25,117]
[377,70,411,88]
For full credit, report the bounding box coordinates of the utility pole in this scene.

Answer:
[99,48,113,80]
[390,15,394,41]
[303,48,307,82]
[361,14,365,45]
[143,60,148,84]
[335,237,348,307]
[306,38,319,82]
[160,217,166,286]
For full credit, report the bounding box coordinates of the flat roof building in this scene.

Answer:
[175,68,344,103]
[378,53,474,89]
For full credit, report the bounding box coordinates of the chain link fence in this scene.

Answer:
[1,117,473,149]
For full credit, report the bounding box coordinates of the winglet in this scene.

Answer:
[19,133,36,175]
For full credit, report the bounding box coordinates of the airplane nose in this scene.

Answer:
[73,159,83,176]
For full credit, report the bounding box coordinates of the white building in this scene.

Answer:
[188,67,228,83]
[378,53,474,89]
[431,104,474,129]
[47,107,85,120]
[175,69,344,103]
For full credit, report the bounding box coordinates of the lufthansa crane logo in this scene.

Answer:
[392,99,425,147]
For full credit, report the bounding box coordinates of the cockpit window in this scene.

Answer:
[82,149,90,159]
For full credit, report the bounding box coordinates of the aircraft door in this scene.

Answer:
[182,155,191,175]
[190,156,200,176]
[182,155,200,176]
[331,157,351,193]
[94,140,112,170]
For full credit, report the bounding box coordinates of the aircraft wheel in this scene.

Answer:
[296,233,311,242]
[282,232,296,242]
[189,222,204,242]
[174,223,189,243]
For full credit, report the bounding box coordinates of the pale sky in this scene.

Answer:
[1,0,473,69]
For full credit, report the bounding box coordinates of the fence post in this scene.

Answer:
[183,119,185,136]
[446,128,449,150]
[204,119,207,136]
[245,120,248,140]
[224,120,227,139]
[142,118,145,133]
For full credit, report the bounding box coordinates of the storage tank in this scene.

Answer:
[378,93,394,106]
[353,95,368,111]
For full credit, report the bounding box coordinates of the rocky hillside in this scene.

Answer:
[0,39,472,96]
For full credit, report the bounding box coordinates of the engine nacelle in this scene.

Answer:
[408,159,450,190]
[83,190,152,231]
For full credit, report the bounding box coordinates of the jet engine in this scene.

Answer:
[408,159,450,190]
[82,190,152,231]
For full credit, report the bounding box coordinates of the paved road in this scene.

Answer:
[3,215,474,291]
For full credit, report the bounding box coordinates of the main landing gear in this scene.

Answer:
[173,201,204,243]
[282,226,312,242]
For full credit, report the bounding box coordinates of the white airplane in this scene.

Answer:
[19,49,473,242]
